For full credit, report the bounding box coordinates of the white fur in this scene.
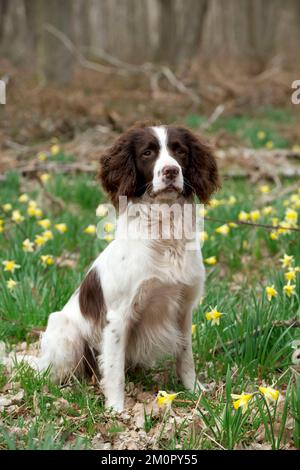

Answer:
[23,126,206,412]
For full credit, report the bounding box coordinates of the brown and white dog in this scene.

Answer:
[25,124,220,411]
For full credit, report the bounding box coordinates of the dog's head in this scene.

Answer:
[99,124,220,206]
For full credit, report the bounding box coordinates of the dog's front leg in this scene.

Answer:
[100,313,127,412]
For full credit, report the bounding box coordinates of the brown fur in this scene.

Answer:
[79,268,106,326]
[98,124,220,207]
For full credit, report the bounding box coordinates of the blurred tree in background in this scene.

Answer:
[0,0,299,84]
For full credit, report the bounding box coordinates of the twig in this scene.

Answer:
[205,216,300,233]
[34,175,66,211]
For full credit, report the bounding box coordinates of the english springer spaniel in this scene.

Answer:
[25,124,220,411]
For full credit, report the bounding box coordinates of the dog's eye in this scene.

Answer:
[143,150,152,157]
[176,148,186,156]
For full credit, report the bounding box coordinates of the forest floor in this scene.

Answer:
[0,72,300,449]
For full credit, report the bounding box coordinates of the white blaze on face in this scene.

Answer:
[151,126,184,194]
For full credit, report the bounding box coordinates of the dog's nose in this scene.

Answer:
[162,165,179,180]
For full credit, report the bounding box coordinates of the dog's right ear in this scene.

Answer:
[98,130,137,207]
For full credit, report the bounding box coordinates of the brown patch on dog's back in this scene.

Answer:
[79,268,106,326]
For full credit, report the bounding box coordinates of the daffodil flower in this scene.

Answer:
[250,210,260,222]
[280,254,294,269]
[96,204,109,217]
[156,391,179,408]
[42,230,53,241]
[11,210,24,224]
[204,256,217,266]
[51,144,60,155]
[283,282,296,297]
[227,196,237,205]
[84,225,97,235]
[270,231,279,240]
[200,231,208,242]
[266,285,278,301]
[38,219,51,229]
[238,211,249,222]
[192,324,197,335]
[259,185,270,194]
[215,224,230,236]
[104,234,114,242]
[266,141,274,149]
[284,270,296,282]
[231,393,253,414]
[37,152,47,161]
[35,234,48,247]
[262,206,274,216]
[104,222,114,233]
[6,279,17,291]
[55,223,68,234]
[2,203,12,212]
[257,131,266,140]
[258,386,280,404]
[18,194,29,203]
[2,260,21,273]
[27,206,43,218]
[40,255,54,266]
[23,239,34,253]
[40,173,51,183]
[285,208,298,225]
[205,308,223,325]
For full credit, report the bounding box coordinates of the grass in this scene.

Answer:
[0,146,299,449]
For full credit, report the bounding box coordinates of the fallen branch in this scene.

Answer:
[44,24,201,105]
[205,216,300,233]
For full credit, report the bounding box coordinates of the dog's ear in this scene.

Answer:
[182,128,220,203]
[98,130,137,206]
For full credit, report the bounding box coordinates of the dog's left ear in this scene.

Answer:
[183,128,220,203]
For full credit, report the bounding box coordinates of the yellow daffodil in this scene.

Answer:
[35,234,47,247]
[192,324,197,335]
[27,206,43,218]
[238,211,249,222]
[285,270,296,282]
[284,208,298,226]
[283,282,296,297]
[6,278,17,291]
[204,256,217,266]
[266,141,274,149]
[229,222,238,228]
[104,234,114,242]
[84,224,97,235]
[200,231,208,242]
[258,386,280,404]
[280,254,294,269]
[37,152,47,161]
[2,260,21,273]
[104,222,114,233]
[227,196,237,205]
[51,144,60,155]
[42,230,53,240]
[259,185,270,194]
[28,200,37,208]
[231,393,253,414]
[0,220,4,233]
[205,308,223,326]
[11,210,24,224]
[156,391,179,408]
[199,207,207,217]
[22,238,34,253]
[96,204,109,217]
[40,173,51,183]
[262,206,274,216]
[40,255,54,266]
[250,210,260,222]
[55,223,68,234]
[215,224,230,236]
[2,203,12,212]
[266,285,278,301]
[270,231,279,240]
[18,193,29,203]
[38,219,51,229]
[210,199,221,209]
[257,131,266,140]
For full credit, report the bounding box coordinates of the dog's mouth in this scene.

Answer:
[151,184,183,198]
